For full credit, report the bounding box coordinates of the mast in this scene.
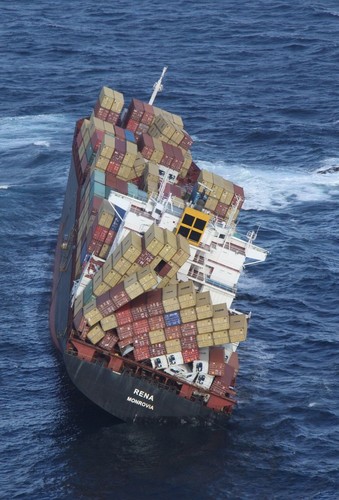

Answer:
[149,66,168,105]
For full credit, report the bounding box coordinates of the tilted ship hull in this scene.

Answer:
[50,70,268,425]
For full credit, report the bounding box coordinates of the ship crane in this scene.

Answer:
[149,66,168,105]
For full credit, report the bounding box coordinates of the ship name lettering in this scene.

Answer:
[126,396,154,411]
[133,389,154,401]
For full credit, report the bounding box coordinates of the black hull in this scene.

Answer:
[64,352,229,427]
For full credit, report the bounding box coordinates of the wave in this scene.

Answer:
[197,158,339,212]
[0,114,72,152]
[0,185,9,190]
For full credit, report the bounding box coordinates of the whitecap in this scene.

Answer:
[0,185,9,190]
[196,158,339,212]
[0,114,73,152]
[33,140,50,147]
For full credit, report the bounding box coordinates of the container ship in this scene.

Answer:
[50,68,268,426]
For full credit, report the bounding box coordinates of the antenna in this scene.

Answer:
[149,66,168,105]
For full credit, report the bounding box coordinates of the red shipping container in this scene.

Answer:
[91,195,104,212]
[93,224,109,243]
[180,130,193,151]
[113,125,125,140]
[182,347,199,363]
[137,133,154,160]
[115,305,133,326]
[109,282,130,309]
[149,342,166,357]
[106,160,121,175]
[118,337,133,349]
[133,332,150,347]
[146,288,162,304]
[105,171,119,188]
[127,98,144,121]
[117,323,134,340]
[164,325,181,340]
[98,331,119,351]
[106,111,120,125]
[126,118,139,133]
[208,347,226,377]
[133,318,149,336]
[148,314,165,330]
[158,262,172,277]
[130,298,149,321]
[136,249,154,267]
[161,142,174,167]
[215,202,228,218]
[181,336,198,350]
[170,146,184,171]
[133,345,151,361]
[94,102,109,120]
[180,322,198,337]
[115,178,128,195]
[104,229,116,246]
[91,129,105,152]
[141,102,154,125]
[210,364,235,396]
[96,293,116,316]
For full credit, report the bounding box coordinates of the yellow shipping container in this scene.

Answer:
[149,329,166,344]
[213,330,231,345]
[165,339,182,354]
[196,291,213,320]
[112,245,131,275]
[172,234,190,266]
[83,299,103,327]
[162,284,179,312]
[158,230,177,261]
[124,273,144,299]
[197,318,214,334]
[197,333,214,348]
[137,267,158,291]
[87,325,105,345]
[180,307,197,323]
[212,303,230,331]
[178,281,196,308]
[145,223,165,256]
[228,330,247,343]
[100,313,118,331]
[121,231,142,263]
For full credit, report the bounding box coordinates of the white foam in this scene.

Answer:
[33,141,50,147]
[0,114,72,152]
[0,185,9,190]
[197,159,339,212]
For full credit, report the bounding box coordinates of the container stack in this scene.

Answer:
[73,273,247,394]
[93,86,124,125]
[193,170,245,222]
[73,223,191,330]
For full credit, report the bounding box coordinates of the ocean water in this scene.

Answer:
[1,1,339,498]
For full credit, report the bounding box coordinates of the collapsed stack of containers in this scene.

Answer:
[123,97,194,181]
[192,170,245,222]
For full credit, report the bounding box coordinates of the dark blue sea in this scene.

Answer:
[1,1,338,498]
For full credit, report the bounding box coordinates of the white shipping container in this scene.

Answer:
[166,352,184,366]
[150,355,168,370]
[195,373,214,390]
